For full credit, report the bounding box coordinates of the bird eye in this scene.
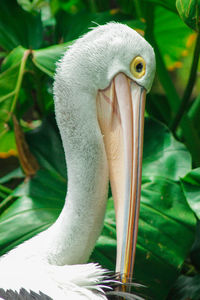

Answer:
[130,56,146,79]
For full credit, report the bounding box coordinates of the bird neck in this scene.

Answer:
[45,88,109,266]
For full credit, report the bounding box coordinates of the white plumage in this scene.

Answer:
[0,23,155,299]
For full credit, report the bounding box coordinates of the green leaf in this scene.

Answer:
[0,168,24,184]
[92,174,196,300]
[146,6,200,165]
[1,46,27,72]
[32,42,73,77]
[181,168,200,219]
[0,118,66,254]
[188,94,200,131]
[0,46,30,157]
[190,220,200,271]
[142,119,191,180]
[135,175,195,299]
[0,117,196,300]
[176,0,200,31]
[168,274,200,300]
[0,0,43,51]
[57,9,132,41]
[144,0,177,12]
[17,0,47,14]
[154,5,194,69]
[55,9,133,43]
[0,130,17,159]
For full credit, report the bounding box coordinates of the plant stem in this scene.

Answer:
[9,49,31,117]
[0,194,15,213]
[171,31,200,131]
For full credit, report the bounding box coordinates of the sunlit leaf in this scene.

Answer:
[32,42,73,77]
[154,5,194,70]
[0,130,17,159]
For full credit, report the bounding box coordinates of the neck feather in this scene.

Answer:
[44,82,109,265]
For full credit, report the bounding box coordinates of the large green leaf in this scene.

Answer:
[135,175,195,299]
[0,0,43,51]
[142,119,191,180]
[154,5,194,69]
[32,43,73,77]
[0,117,196,300]
[181,168,200,219]
[145,5,200,165]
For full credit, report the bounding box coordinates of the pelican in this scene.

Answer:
[0,23,155,299]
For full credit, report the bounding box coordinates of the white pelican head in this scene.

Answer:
[54,22,156,285]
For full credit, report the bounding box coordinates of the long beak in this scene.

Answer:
[97,73,146,285]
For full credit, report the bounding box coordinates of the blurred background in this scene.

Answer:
[0,0,200,299]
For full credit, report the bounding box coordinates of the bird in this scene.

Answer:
[0,23,155,300]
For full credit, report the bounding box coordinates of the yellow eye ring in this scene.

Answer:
[130,56,146,79]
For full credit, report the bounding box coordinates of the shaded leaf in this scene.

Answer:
[0,168,24,184]
[144,0,177,12]
[190,220,200,271]
[55,9,133,43]
[0,0,43,51]
[176,0,200,31]
[167,274,200,300]
[135,175,195,299]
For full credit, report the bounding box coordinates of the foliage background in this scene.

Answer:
[0,0,200,299]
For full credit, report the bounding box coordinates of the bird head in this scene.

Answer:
[93,23,156,283]
[55,22,156,284]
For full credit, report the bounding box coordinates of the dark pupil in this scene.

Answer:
[136,62,143,73]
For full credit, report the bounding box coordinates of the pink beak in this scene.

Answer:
[97,73,146,284]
